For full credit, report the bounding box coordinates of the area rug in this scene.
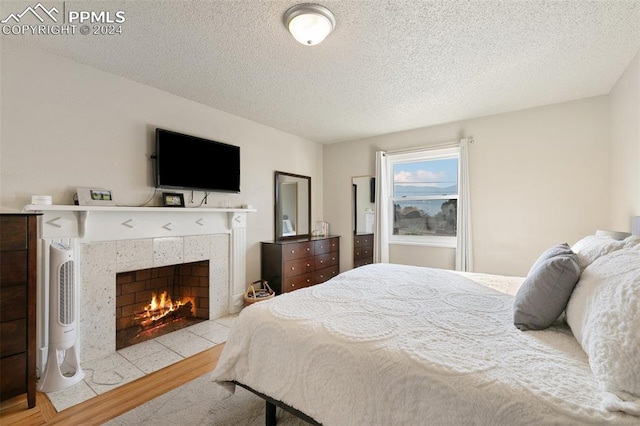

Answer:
[104,373,309,425]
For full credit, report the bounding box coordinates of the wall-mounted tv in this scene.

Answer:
[155,128,240,193]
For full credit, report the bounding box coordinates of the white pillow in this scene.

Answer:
[571,235,625,270]
[623,235,640,250]
[595,229,632,240]
[566,249,640,414]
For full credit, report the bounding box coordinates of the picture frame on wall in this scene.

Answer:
[162,192,185,207]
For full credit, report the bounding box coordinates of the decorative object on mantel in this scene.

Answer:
[162,192,185,207]
[31,195,52,205]
[74,187,116,206]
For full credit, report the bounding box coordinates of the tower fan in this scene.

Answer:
[38,242,84,392]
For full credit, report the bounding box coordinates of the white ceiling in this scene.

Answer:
[5,0,640,144]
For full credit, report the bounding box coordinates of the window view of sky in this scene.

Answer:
[393,158,458,197]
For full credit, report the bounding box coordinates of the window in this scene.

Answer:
[387,147,459,247]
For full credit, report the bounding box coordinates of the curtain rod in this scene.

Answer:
[382,137,474,156]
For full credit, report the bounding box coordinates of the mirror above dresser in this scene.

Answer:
[352,176,375,268]
[274,171,311,241]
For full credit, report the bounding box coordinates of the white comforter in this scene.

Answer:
[211,263,638,425]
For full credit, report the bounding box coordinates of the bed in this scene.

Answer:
[211,235,640,425]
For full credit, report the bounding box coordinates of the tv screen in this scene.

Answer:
[155,128,240,193]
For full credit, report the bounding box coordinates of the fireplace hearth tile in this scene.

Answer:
[154,328,217,358]
[210,313,238,328]
[44,316,235,412]
[116,339,167,362]
[129,348,184,374]
[82,353,145,395]
[186,319,232,344]
[44,379,97,412]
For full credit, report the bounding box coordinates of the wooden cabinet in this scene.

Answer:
[354,233,374,268]
[261,236,340,294]
[0,214,39,408]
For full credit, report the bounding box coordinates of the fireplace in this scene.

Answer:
[115,261,210,350]
[28,205,252,374]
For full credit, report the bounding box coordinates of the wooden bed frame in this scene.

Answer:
[232,381,321,426]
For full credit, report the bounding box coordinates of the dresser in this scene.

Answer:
[0,213,39,408]
[261,236,340,294]
[353,233,374,268]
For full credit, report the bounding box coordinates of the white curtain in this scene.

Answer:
[374,151,389,263]
[455,138,473,272]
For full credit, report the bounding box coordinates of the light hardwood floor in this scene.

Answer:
[0,343,224,426]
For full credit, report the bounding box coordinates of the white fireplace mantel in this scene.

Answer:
[23,204,256,241]
[24,204,256,323]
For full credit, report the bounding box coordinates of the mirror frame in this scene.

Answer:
[352,175,375,235]
[274,171,311,241]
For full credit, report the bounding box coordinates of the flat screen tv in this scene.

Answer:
[155,128,240,193]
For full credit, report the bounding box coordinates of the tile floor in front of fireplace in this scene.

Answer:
[46,314,238,412]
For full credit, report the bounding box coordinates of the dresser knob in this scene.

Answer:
[306,247,310,251]
[291,250,295,254]
[291,267,295,271]
[306,263,310,267]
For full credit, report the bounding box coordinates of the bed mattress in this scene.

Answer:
[211,263,638,425]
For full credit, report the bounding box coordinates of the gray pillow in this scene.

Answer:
[513,243,581,331]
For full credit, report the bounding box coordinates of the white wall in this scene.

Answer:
[0,40,324,282]
[324,96,612,277]
[610,50,640,229]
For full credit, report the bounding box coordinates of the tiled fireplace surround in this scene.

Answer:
[25,205,252,379]
[81,233,229,362]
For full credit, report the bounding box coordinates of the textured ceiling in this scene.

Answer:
[3,0,640,144]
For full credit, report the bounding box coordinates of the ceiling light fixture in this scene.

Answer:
[283,3,336,46]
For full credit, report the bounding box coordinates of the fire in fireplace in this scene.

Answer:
[135,291,193,327]
[115,261,210,350]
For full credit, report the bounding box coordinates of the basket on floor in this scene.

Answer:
[243,279,275,306]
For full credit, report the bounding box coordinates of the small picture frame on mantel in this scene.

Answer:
[75,187,116,206]
[162,192,185,207]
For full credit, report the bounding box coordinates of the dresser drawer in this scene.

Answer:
[0,216,27,252]
[354,246,373,261]
[0,353,26,402]
[0,251,27,287]
[283,242,314,261]
[314,237,339,255]
[282,272,313,293]
[314,265,339,284]
[283,257,314,277]
[354,234,373,247]
[354,258,373,268]
[0,318,27,357]
[314,252,338,269]
[0,285,27,322]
